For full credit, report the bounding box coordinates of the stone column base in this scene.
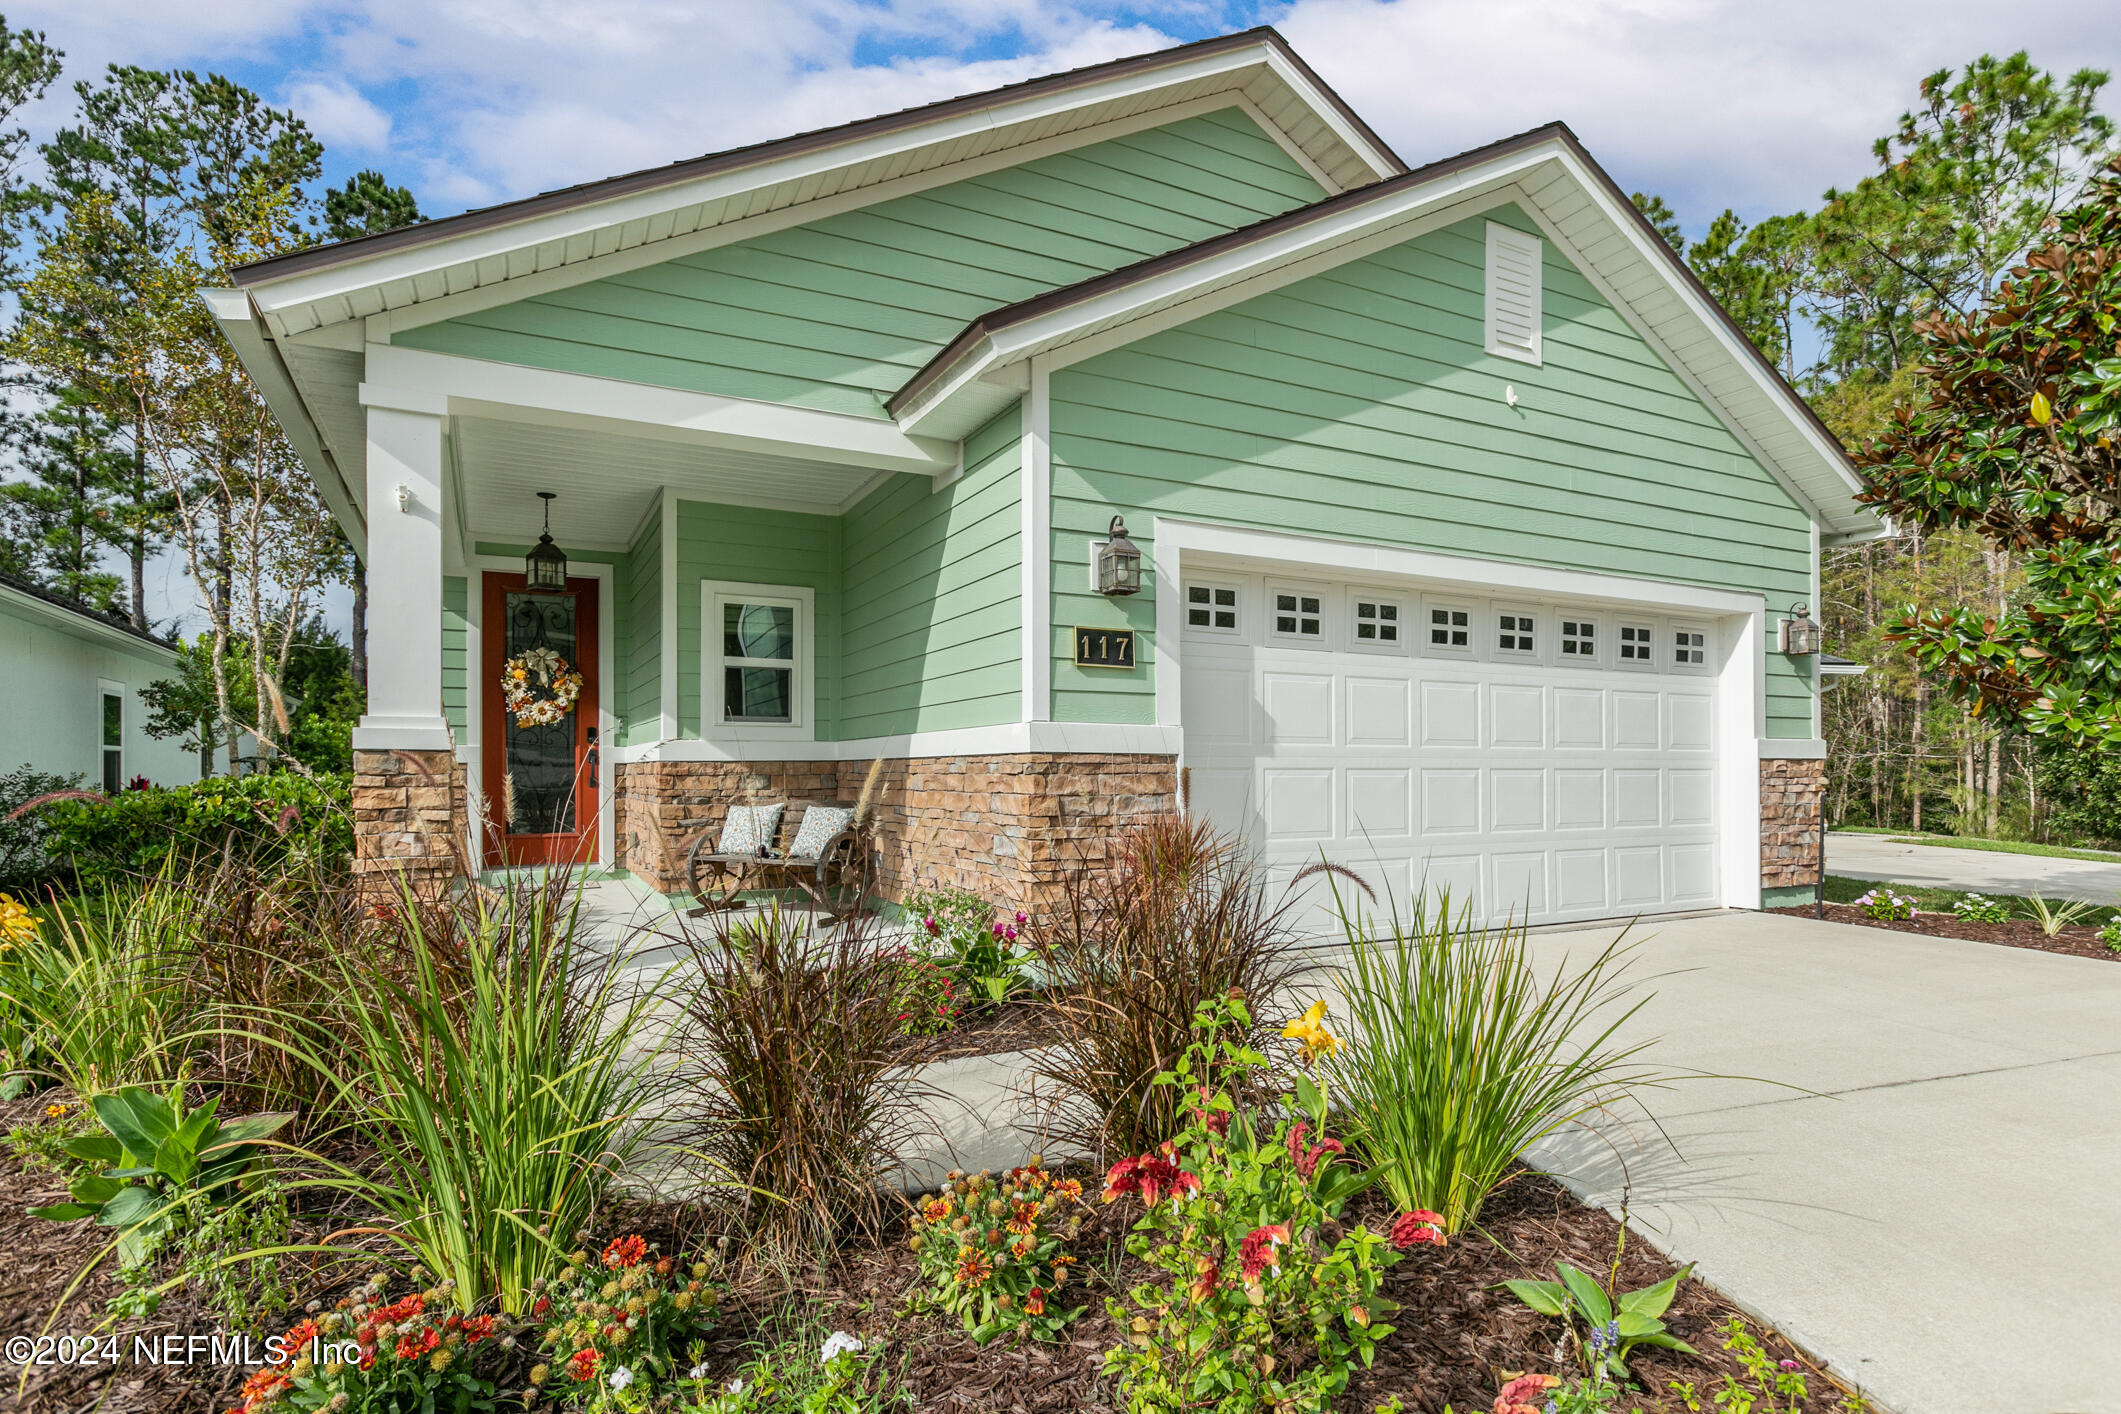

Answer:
[353,747,469,898]
[1760,756,1826,894]
[614,752,1179,911]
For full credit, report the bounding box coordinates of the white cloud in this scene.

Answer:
[285,77,392,153]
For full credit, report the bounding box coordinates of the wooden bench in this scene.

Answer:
[685,799,872,919]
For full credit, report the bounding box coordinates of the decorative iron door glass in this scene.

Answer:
[504,591,579,833]
[723,601,795,722]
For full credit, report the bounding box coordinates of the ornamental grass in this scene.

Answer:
[1023,813,1317,1159]
[1325,888,1672,1235]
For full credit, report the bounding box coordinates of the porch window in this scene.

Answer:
[705,582,812,734]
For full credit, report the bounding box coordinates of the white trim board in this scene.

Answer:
[1020,359,1053,722]
[608,720,1183,765]
[700,580,818,743]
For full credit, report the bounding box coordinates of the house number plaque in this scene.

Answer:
[1073,626,1136,669]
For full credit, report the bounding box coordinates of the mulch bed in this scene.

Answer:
[0,1094,1864,1414]
[892,996,1068,1063]
[1772,901,2120,962]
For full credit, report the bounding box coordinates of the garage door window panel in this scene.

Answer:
[1349,590,1403,653]
[1670,624,1711,674]
[1494,607,1539,660]
[1268,585,1326,645]
[1185,579,1242,637]
[1423,597,1475,657]
[1616,623,1657,671]
[1558,616,1599,665]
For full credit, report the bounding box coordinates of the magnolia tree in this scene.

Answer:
[1858,156,2121,746]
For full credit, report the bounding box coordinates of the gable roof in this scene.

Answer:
[227,28,1400,339]
[0,573,178,658]
[888,121,1882,543]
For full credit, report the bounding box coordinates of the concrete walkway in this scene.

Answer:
[1828,831,2121,906]
[1514,911,2121,1414]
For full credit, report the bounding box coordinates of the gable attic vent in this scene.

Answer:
[1484,221,1544,365]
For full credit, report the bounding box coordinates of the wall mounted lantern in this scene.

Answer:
[1780,601,1822,656]
[526,491,569,591]
[1096,514,1142,597]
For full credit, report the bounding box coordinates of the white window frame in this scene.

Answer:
[1484,221,1544,366]
[1556,613,1600,666]
[1493,604,1541,661]
[97,678,124,794]
[1182,576,1243,638]
[1614,621,1658,672]
[1266,582,1328,646]
[1670,622,1712,675]
[1347,588,1405,654]
[1421,596,1476,658]
[703,581,814,739]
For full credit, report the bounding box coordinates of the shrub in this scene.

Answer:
[37,772,353,887]
[1326,891,1669,1235]
[303,876,666,1315]
[2098,915,2121,953]
[1851,887,1917,921]
[908,1159,1089,1344]
[1101,993,1440,1414]
[905,885,1031,1006]
[681,1318,907,1412]
[231,1274,504,1414]
[882,946,961,1037]
[1025,815,1310,1158]
[1,879,190,1093]
[1950,892,2012,922]
[674,902,923,1254]
[527,1234,718,1401]
[2033,738,2121,850]
[0,764,83,893]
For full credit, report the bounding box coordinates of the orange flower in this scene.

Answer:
[955,1249,994,1288]
[602,1234,648,1268]
[919,1197,952,1225]
[1053,1178,1083,1202]
[1005,1200,1041,1235]
[568,1348,602,1383]
[1010,1236,1035,1259]
[1024,1286,1046,1316]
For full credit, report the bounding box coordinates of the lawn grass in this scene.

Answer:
[1883,835,2121,864]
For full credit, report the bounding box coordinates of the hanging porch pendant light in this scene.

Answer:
[526,491,568,591]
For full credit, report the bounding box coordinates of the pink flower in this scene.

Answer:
[1014,911,1027,925]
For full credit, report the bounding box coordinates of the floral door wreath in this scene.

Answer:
[500,646,584,728]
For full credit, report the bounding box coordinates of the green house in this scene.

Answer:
[210,28,1879,921]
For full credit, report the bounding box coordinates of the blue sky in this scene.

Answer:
[11,0,2121,637]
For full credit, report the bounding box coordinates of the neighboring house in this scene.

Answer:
[209,27,1881,922]
[0,573,197,792]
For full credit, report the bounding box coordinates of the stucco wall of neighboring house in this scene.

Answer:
[1048,202,1820,736]
[392,109,1327,419]
[0,598,197,788]
[838,403,1024,738]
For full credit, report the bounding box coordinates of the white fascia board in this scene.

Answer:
[240,46,1297,328]
[0,583,178,663]
[364,345,955,474]
[1543,147,1876,537]
[607,720,1183,765]
[1259,48,1399,180]
[200,288,367,547]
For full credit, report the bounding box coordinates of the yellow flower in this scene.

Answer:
[1282,1000,1341,1062]
[0,893,36,947]
[45,1103,67,1120]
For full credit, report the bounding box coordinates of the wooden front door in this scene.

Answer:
[481,573,599,867]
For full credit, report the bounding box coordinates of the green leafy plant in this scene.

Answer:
[1101,992,1442,1414]
[29,1085,291,1266]
[297,876,666,1315]
[907,885,1030,1006]
[0,877,189,1093]
[0,764,83,893]
[236,1273,504,1414]
[1852,887,1918,921]
[2096,915,2121,953]
[1326,889,1668,1235]
[527,1233,718,1401]
[1949,892,2012,922]
[1024,814,1311,1157]
[1502,1259,1697,1383]
[35,771,353,886]
[1666,1317,1871,1414]
[908,1158,1088,1343]
[881,946,960,1037]
[680,1320,908,1414]
[2022,892,2096,935]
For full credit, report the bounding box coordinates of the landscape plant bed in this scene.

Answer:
[0,1088,1861,1414]
[1773,901,2120,962]
[890,993,1068,1062]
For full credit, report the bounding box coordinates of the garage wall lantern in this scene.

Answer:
[526,491,569,591]
[1096,514,1143,596]
[1780,601,1822,656]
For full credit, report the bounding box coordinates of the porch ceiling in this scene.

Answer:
[454,415,891,548]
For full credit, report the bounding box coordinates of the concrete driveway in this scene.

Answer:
[1828,831,2121,906]
[1516,910,2120,1414]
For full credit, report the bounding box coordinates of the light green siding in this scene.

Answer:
[1048,203,1818,736]
[441,576,469,736]
[621,507,663,745]
[673,502,842,739]
[396,109,1325,418]
[840,406,1023,737]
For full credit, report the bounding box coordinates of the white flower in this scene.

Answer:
[728,1377,746,1393]
[609,1366,633,1390]
[686,1363,708,1381]
[819,1331,864,1364]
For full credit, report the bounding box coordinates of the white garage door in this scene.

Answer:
[1180,568,1720,933]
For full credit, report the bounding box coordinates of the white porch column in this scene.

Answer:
[353,388,453,751]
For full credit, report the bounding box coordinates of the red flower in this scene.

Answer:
[275,1319,319,1366]
[1103,1145,1201,1207]
[1286,1121,1345,1179]
[532,1296,551,1317]
[460,1314,497,1344]
[238,1368,291,1407]
[1495,1373,1561,1414]
[394,1327,440,1362]
[956,1248,994,1287]
[568,1348,602,1383]
[1188,1255,1219,1303]
[1238,1224,1290,1280]
[1389,1210,1447,1249]
[1024,1286,1046,1315]
[602,1234,648,1268]
[374,1293,426,1326]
